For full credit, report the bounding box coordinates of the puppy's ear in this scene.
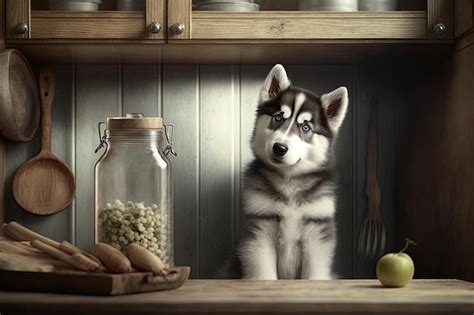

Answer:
[259,64,291,104]
[321,87,349,133]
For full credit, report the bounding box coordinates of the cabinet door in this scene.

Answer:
[6,0,30,39]
[7,0,165,40]
[428,0,454,39]
[454,0,473,38]
[168,0,454,41]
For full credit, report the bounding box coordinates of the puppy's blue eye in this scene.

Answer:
[274,112,284,123]
[302,122,311,133]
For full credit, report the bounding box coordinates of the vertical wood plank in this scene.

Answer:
[353,64,373,278]
[162,65,200,278]
[375,67,399,268]
[239,65,267,258]
[167,0,192,39]
[231,65,241,248]
[122,64,160,116]
[0,138,5,234]
[4,65,74,242]
[1,0,6,49]
[428,0,454,39]
[352,64,401,278]
[401,44,474,282]
[0,0,6,227]
[6,0,30,39]
[50,64,76,243]
[75,65,119,250]
[145,0,166,40]
[240,66,267,170]
[199,65,237,278]
[454,0,473,38]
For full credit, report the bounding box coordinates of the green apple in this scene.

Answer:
[376,238,416,288]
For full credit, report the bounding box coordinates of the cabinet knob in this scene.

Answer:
[16,22,29,35]
[171,23,185,35]
[433,23,446,36]
[148,22,162,34]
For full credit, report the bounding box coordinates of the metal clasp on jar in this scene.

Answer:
[94,121,108,154]
[163,124,177,156]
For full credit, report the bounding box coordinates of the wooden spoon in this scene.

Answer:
[12,68,76,215]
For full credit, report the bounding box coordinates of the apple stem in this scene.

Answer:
[399,238,416,253]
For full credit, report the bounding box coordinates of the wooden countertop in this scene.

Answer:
[0,279,473,314]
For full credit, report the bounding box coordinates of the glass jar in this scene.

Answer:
[94,114,174,267]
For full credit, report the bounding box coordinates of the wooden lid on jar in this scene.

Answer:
[107,113,163,130]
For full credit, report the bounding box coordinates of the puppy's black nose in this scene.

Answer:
[273,143,288,157]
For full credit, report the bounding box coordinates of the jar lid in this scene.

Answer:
[107,113,163,130]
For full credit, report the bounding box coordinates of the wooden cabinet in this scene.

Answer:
[169,0,453,41]
[3,0,456,63]
[6,0,165,40]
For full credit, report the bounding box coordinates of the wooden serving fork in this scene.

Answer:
[357,104,386,258]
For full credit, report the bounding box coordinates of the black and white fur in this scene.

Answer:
[221,64,349,280]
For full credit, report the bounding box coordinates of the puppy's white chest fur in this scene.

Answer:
[277,205,303,279]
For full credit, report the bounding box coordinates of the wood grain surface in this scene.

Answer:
[400,31,474,282]
[5,41,453,64]
[0,266,190,296]
[168,0,192,39]
[0,238,73,271]
[0,280,472,314]
[1,0,5,49]
[31,11,147,39]
[145,0,165,40]
[0,0,5,235]
[0,49,40,142]
[190,11,427,40]
[427,0,454,39]
[455,0,473,37]
[6,0,30,39]
[0,140,4,236]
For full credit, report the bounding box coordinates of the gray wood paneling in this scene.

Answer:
[75,65,120,250]
[199,65,239,278]
[4,63,404,279]
[354,65,376,278]
[162,65,201,278]
[122,64,161,116]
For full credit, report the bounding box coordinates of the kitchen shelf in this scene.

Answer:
[5,0,455,64]
[0,280,473,314]
[187,11,428,40]
[6,40,454,64]
[30,11,150,39]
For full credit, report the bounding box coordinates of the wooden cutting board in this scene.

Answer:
[0,267,190,296]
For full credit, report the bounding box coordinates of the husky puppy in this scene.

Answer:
[222,64,349,280]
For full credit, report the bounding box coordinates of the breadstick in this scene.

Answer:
[4,222,59,248]
[59,241,103,267]
[31,239,101,272]
[4,222,104,270]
